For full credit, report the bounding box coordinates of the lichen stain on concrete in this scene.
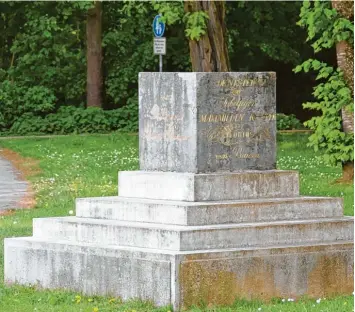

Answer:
[179,258,278,309]
[179,261,238,309]
[233,258,277,300]
[307,253,354,297]
[179,251,354,309]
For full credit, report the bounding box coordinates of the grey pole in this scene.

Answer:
[159,54,163,72]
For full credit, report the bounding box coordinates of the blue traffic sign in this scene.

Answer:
[152,15,165,37]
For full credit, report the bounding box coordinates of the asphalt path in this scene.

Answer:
[0,155,28,211]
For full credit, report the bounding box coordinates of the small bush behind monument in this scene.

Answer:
[4,103,138,135]
[276,113,303,130]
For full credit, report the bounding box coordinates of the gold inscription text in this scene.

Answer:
[217,78,268,88]
[215,154,229,160]
[200,114,245,123]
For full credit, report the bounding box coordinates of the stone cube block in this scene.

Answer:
[139,72,276,173]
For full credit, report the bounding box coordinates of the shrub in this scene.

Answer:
[0,80,57,130]
[8,105,139,135]
[276,113,303,130]
[10,113,51,135]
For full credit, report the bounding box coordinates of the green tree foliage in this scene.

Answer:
[294,0,354,166]
[0,1,310,134]
[7,2,89,104]
[155,1,307,67]
[227,1,309,69]
[102,2,189,108]
[0,1,89,133]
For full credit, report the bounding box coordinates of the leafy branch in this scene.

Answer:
[294,0,354,166]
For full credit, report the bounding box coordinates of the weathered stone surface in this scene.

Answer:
[5,237,353,311]
[76,196,344,225]
[139,72,276,173]
[32,216,353,251]
[119,170,299,201]
[4,238,172,306]
[177,242,354,309]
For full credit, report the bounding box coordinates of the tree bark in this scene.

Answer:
[86,1,103,108]
[331,1,354,181]
[335,40,354,133]
[184,0,230,72]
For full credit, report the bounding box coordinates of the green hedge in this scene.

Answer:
[1,106,303,136]
[6,104,138,135]
[276,113,303,130]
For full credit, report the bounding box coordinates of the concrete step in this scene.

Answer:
[119,170,299,201]
[4,237,173,307]
[76,196,343,225]
[4,237,354,308]
[32,216,354,251]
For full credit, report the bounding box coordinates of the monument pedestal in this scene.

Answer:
[118,170,299,201]
[4,170,354,310]
[4,73,354,310]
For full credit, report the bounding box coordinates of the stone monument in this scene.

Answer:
[4,72,354,310]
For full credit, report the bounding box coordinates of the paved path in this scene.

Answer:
[0,156,28,211]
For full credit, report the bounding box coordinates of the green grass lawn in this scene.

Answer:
[0,133,353,312]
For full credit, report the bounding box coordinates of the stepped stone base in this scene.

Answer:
[5,238,354,310]
[31,216,353,251]
[76,196,344,225]
[119,171,299,201]
[4,170,354,310]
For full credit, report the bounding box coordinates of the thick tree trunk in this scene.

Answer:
[184,1,230,72]
[335,40,354,134]
[331,1,354,181]
[86,1,103,108]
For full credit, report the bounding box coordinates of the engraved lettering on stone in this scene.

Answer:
[233,148,260,159]
[217,78,268,88]
[202,124,270,146]
[221,97,255,110]
[215,154,229,160]
[200,114,245,123]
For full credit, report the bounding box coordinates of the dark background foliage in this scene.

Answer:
[0,1,335,134]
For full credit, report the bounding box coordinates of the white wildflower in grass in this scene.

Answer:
[69,210,74,215]
[287,298,294,302]
[316,298,321,304]
[281,299,286,302]
[13,221,17,225]
[258,308,262,311]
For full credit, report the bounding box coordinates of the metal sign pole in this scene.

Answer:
[159,55,163,72]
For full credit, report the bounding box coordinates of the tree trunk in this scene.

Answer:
[86,1,103,108]
[335,40,354,133]
[331,1,354,181]
[184,0,230,72]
